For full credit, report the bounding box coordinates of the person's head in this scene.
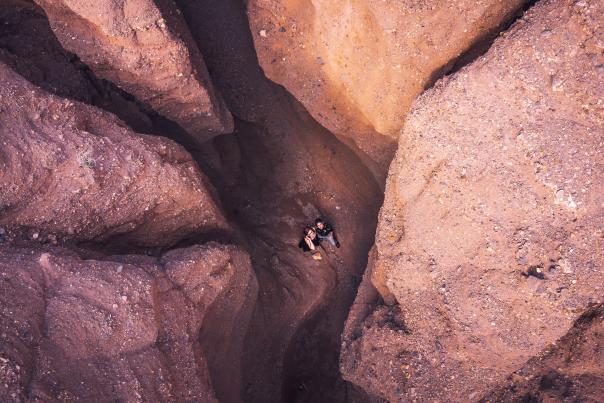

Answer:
[305,226,316,237]
[315,218,324,229]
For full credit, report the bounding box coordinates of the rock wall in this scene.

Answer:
[0,0,154,134]
[0,61,228,248]
[483,303,604,402]
[341,0,604,400]
[34,0,233,142]
[247,0,527,175]
[0,243,257,402]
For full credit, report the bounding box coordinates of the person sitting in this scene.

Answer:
[298,227,321,252]
[298,226,322,259]
[315,218,340,248]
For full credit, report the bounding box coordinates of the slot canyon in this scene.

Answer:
[0,0,602,402]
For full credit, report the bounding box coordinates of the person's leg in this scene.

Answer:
[328,231,340,248]
[319,232,337,247]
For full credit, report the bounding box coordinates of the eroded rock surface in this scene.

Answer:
[342,0,604,401]
[247,0,527,174]
[0,242,257,402]
[0,61,228,247]
[0,0,154,134]
[483,303,604,402]
[35,0,233,141]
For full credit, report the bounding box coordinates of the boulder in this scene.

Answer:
[247,0,527,173]
[483,304,604,402]
[0,242,257,402]
[34,0,233,141]
[341,0,604,400]
[0,61,228,247]
[0,0,154,133]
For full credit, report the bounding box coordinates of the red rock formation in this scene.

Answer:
[0,61,228,247]
[483,303,604,402]
[0,243,257,402]
[342,0,604,400]
[0,0,154,134]
[34,0,233,142]
[247,0,527,176]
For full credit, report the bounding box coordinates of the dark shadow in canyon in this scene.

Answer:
[173,1,383,401]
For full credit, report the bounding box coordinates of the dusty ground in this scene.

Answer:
[1,0,383,401]
[341,0,604,401]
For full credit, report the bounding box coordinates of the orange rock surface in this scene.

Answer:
[247,0,527,174]
[342,0,604,400]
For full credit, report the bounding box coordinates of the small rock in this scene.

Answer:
[121,295,127,302]
[116,265,123,273]
[559,259,573,274]
[259,29,267,37]
[47,234,58,245]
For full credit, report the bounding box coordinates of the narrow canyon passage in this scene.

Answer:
[171,1,384,401]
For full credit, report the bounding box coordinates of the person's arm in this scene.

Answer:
[304,236,316,251]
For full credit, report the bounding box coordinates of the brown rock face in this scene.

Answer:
[483,303,604,402]
[342,0,604,401]
[0,0,154,134]
[0,61,228,247]
[0,243,257,402]
[247,0,527,175]
[34,0,233,141]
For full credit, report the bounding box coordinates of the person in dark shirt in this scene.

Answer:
[315,218,340,248]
